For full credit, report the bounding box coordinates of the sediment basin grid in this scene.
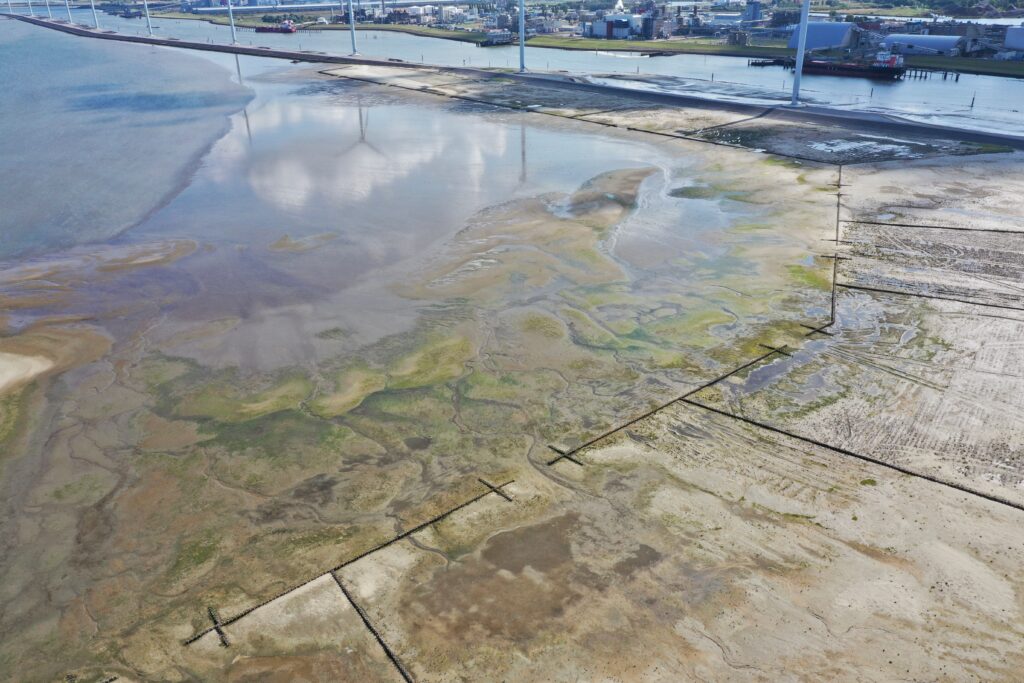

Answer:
[837,282,1024,313]
[182,478,515,647]
[678,396,1024,513]
[842,218,1024,235]
[330,570,415,683]
[548,165,844,466]
[544,168,1024,516]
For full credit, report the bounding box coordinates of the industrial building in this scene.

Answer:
[583,12,648,39]
[880,33,964,56]
[1004,25,1024,54]
[787,22,856,51]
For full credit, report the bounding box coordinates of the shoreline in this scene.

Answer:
[5,14,1024,146]
[154,11,489,44]
[149,11,1024,78]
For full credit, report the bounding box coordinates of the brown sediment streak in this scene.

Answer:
[330,570,414,683]
[837,283,1024,312]
[546,344,790,466]
[182,479,514,646]
[679,397,1024,514]
[842,218,1024,235]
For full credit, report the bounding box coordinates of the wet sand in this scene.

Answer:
[1,25,1023,683]
[0,352,52,395]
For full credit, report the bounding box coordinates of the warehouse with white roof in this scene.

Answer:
[880,34,964,56]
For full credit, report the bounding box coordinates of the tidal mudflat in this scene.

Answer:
[2,19,1023,683]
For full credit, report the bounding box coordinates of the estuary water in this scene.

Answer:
[0,16,663,263]
[41,8,1024,135]
[0,16,751,368]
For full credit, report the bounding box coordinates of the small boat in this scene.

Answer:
[119,9,143,18]
[255,20,298,34]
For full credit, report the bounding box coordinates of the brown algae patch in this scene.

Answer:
[269,233,338,253]
[405,168,656,302]
[96,240,197,272]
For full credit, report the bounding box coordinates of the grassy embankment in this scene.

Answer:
[527,34,793,58]
[903,54,1024,77]
[528,35,1024,77]
[154,11,487,43]
[830,5,938,17]
[779,2,1017,17]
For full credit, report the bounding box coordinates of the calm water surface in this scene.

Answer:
[3,18,759,367]
[34,9,1024,135]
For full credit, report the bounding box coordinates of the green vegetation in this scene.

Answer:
[528,34,793,58]
[530,35,1024,78]
[388,336,474,390]
[860,478,878,486]
[669,185,719,200]
[787,0,1021,17]
[835,5,937,17]
[905,55,1024,78]
[521,313,566,339]
[0,390,25,454]
[157,10,1024,78]
[309,367,387,418]
[178,375,313,423]
[786,263,834,291]
[210,409,331,458]
[168,530,219,578]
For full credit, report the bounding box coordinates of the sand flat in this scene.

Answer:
[0,351,53,395]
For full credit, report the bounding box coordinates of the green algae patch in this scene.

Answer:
[51,473,111,505]
[168,529,220,579]
[670,185,718,200]
[178,375,313,423]
[136,356,192,391]
[0,389,26,454]
[520,313,565,339]
[208,410,331,458]
[283,525,357,552]
[562,308,622,351]
[762,156,805,169]
[786,263,832,291]
[388,335,474,390]
[647,309,738,348]
[315,326,352,340]
[310,368,387,419]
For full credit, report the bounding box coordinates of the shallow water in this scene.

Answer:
[36,9,1024,135]
[0,23,836,680]
[0,18,253,259]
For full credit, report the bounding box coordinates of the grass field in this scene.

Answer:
[526,35,793,58]
[152,14,1024,78]
[528,36,1024,78]
[905,54,1024,78]
[836,6,937,17]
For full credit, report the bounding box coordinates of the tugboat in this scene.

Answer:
[801,51,906,80]
[255,19,298,33]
